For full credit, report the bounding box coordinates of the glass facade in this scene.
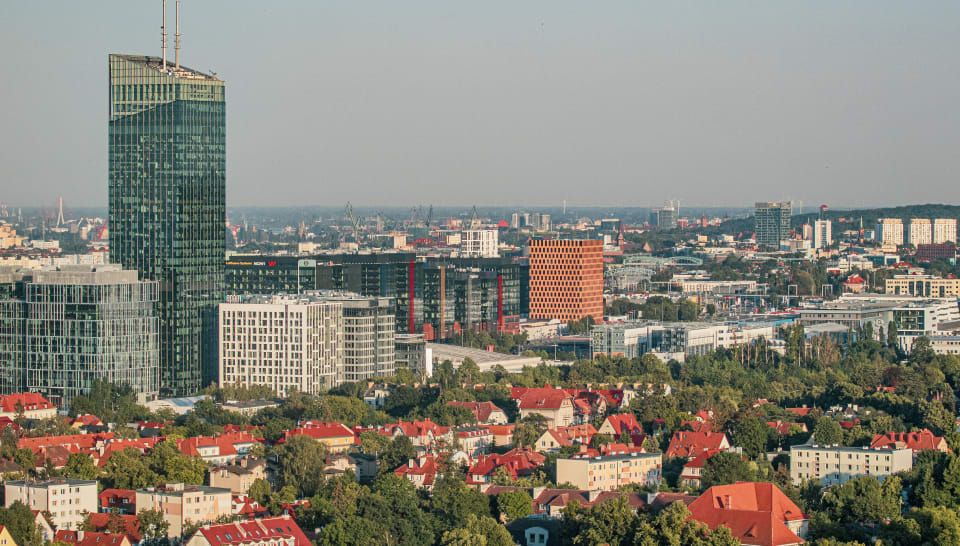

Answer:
[108,55,226,396]
[0,267,159,407]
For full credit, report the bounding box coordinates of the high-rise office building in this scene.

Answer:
[934,219,958,244]
[108,54,226,395]
[461,230,499,258]
[529,239,603,323]
[0,265,159,407]
[754,202,792,247]
[650,206,678,230]
[908,218,932,246]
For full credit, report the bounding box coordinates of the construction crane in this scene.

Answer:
[469,205,481,229]
[344,202,363,240]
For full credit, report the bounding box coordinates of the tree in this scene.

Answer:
[383,386,422,418]
[512,424,540,448]
[497,489,533,521]
[0,502,44,546]
[589,433,614,450]
[248,478,272,505]
[570,494,634,546]
[138,508,170,542]
[813,417,843,446]
[632,501,740,545]
[700,452,757,488]
[820,475,902,525]
[0,426,18,459]
[456,358,481,387]
[431,470,491,532]
[888,321,899,350]
[733,415,771,458]
[62,452,98,480]
[379,436,416,474]
[441,514,513,546]
[145,439,206,485]
[12,448,35,473]
[102,448,158,489]
[273,434,326,498]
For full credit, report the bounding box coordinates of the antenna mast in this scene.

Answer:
[161,0,167,69]
[175,0,181,69]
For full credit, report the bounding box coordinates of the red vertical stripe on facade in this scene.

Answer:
[497,274,504,333]
[409,260,415,334]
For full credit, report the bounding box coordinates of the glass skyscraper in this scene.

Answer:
[108,54,226,396]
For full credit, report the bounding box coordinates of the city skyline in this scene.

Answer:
[3,1,960,207]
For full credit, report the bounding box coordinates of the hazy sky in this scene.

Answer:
[2,2,959,208]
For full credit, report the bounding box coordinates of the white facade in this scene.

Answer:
[790,445,912,486]
[908,218,932,246]
[5,479,97,531]
[219,295,344,395]
[934,218,958,244]
[875,218,904,247]
[461,229,499,258]
[813,220,832,250]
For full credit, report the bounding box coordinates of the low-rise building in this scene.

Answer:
[688,482,808,546]
[665,430,731,459]
[517,389,575,428]
[446,401,508,424]
[555,450,661,491]
[870,429,950,456]
[278,421,355,453]
[535,424,597,452]
[183,515,311,546]
[0,393,57,420]
[789,444,913,486]
[886,275,960,298]
[54,531,133,546]
[135,483,232,537]
[208,458,268,495]
[5,478,97,531]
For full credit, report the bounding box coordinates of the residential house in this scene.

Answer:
[466,448,545,486]
[598,414,644,440]
[679,449,725,488]
[135,483,232,537]
[687,482,808,546]
[447,426,493,457]
[278,421,355,453]
[556,450,662,491]
[5,478,97,531]
[487,424,515,448]
[767,421,808,436]
[870,429,950,456]
[0,393,57,420]
[85,514,141,543]
[517,390,575,428]
[362,384,394,410]
[0,526,17,546]
[99,488,136,514]
[54,531,132,546]
[446,401,508,424]
[535,424,597,452]
[375,419,449,450]
[665,431,731,459]
[183,516,311,546]
[394,455,443,490]
[209,457,268,495]
[178,431,262,465]
[484,485,646,519]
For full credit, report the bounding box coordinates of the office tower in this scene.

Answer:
[813,220,832,250]
[908,218,932,246]
[539,214,551,231]
[650,206,678,230]
[875,218,904,247]
[108,54,226,395]
[0,265,159,407]
[528,239,603,323]
[754,201,792,247]
[219,295,343,396]
[934,218,958,244]
[461,229,499,258]
[510,213,520,229]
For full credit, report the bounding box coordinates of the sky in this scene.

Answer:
[1,2,959,209]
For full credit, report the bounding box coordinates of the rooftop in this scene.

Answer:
[112,54,222,82]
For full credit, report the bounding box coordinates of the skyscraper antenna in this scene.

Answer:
[175,0,181,69]
[161,0,167,70]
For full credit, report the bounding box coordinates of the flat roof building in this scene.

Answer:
[529,239,603,324]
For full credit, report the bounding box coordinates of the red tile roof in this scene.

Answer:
[571,442,645,459]
[665,431,730,459]
[178,431,261,457]
[98,488,136,511]
[278,421,355,443]
[446,401,505,423]
[54,531,131,546]
[517,389,572,410]
[191,516,310,546]
[785,407,813,417]
[603,414,643,436]
[870,429,950,453]
[767,421,808,435]
[688,482,807,546]
[86,513,141,542]
[466,448,545,484]
[0,393,55,413]
[18,432,114,451]
[394,455,442,486]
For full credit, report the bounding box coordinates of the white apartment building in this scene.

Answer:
[313,292,396,382]
[219,295,344,395]
[908,218,932,246]
[875,218,904,247]
[934,218,958,244]
[5,478,97,531]
[813,220,832,250]
[461,229,499,258]
[790,445,912,486]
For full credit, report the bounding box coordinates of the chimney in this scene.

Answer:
[160,0,167,70]
[174,0,181,69]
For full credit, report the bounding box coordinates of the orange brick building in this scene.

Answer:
[529,239,603,323]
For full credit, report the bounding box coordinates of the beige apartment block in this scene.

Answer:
[556,451,662,491]
[5,478,97,531]
[136,483,232,537]
[790,445,912,486]
[208,458,267,495]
